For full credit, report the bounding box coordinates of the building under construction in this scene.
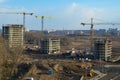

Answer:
[94,38,112,61]
[2,24,24,48]
[40,38,60,54]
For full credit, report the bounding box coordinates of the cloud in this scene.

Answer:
[0,2,105,30]
[67,2,77,13]
[65,2,103,20]
[0,0,5,3]
[80,8,102,20]
[0,2,119,30]
[65,2,78,16]
[56,2,104,29]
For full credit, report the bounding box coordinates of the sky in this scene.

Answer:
[0,0,120,30]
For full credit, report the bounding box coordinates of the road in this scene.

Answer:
[99,73,119,80]
[104,65,120,68]
[90,70,107,80]
[93,64,120,80]
[90,64,120,80]
[111,74,120,80]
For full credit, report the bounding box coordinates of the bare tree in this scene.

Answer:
[0,37,25,80]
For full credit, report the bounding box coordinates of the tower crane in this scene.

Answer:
[35,16,56,34]
[0,12,33,28]
[81,18,120,53]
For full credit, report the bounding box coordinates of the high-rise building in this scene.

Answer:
[2,24,24,48]
[94,38,112,61]
[40,38,60,54]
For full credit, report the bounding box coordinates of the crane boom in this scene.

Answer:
[0,12,32,14]
[0,12,33,28]
[81,23,120,25]
[81,18,120,53]
[35,16,56,34]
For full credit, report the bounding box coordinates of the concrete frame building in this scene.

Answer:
[2,24,24,48]
[94,38,112,61]
[40,38,60,54]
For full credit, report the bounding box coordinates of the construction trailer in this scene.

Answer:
[40,38,60,54]
[94,38,112,61]
[2,24,24,48]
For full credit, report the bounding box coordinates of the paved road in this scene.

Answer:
[95,64,120,80]
[99,73,119,80]
[111,74,120,80]
[90,64,120,80]
[104,65,120,68]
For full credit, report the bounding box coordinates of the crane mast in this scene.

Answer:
[35,16,56,34]
[81,18,120,53]
[22,12,33,28]
[0,12,33,28]
[90,18,94,53]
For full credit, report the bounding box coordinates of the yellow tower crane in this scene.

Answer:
[35,16,56,34]
[81,18,120,53]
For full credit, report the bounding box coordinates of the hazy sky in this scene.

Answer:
[0,0,120,30]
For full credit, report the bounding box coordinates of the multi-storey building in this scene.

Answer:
[2,24,24,48]
[40,38,60,54]
[94,38,112,61]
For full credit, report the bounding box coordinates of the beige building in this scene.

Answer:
[94,38,112,61]
[40,38,60,54]
[2,24,24,48]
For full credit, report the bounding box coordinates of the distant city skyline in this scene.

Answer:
[0,0,120,30]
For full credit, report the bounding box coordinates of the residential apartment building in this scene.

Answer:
[40,38,60,54]
[2,24,24,48]
[94,38,112,61]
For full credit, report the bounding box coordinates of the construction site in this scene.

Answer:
[0,9,120,80]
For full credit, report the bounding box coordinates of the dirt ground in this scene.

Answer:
[20,59,94,80]
[0,35,120,80]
